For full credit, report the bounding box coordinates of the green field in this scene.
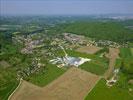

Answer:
[26,63,66,87]
[120,48,132,58]
[0,68,19,100]
[86,48,133,100]
[119,48,133,74]
[80,61,108,75]
[94,48,109,56]
[0,82,19,100]
[115,58,122,69]
[85,79,133,100]
[131,48,133,56]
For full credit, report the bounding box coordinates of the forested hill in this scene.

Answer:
[56,21,133,43]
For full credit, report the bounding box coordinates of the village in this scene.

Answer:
[11,32,127,80]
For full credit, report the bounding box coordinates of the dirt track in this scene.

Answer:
[104,48,119,79]
[10,67,100,100]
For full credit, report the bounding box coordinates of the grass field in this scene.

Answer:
[0,68,19,100]
[115,58,122,69]
[80,61,108,75]
[94,48,109,56]
[120,48,132,58]
[26,63,66,87]
[0,82,19,100]
[76,46,101,54]
[119,48,133,74]
[131,48,133,56]
[85,79,133,100]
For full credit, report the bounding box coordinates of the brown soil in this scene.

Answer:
[76,46,101,54]
[104,48,119,79]
[10,67,100,100]
[10,80,43,100]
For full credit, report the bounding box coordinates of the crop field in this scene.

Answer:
[10,80,43,100]
[10,67,100,100]
[120,48,132,58]
[80,61,108,75]
[85,79,133,100]
[76,46,102,54]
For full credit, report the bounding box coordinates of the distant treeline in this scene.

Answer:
[54,21,133,43]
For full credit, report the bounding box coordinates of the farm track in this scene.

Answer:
[10,67,100,100]
[104,48,119,79]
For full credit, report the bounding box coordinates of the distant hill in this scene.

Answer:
[57,21,133,43]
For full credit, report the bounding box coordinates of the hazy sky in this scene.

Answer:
[1,0,133,15]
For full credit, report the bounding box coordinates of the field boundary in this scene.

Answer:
[8,78,23,100]
[83,77,101,99]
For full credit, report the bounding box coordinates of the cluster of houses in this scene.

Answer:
[19,35,44,54]
[96,40,121,48]
[17,58,45,80]
[62,33,123,48]
[63,33,87,45]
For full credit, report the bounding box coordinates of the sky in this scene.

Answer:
[0,0,133,15]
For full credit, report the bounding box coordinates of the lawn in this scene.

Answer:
[85,79,133,100]
[26,63,66,87]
